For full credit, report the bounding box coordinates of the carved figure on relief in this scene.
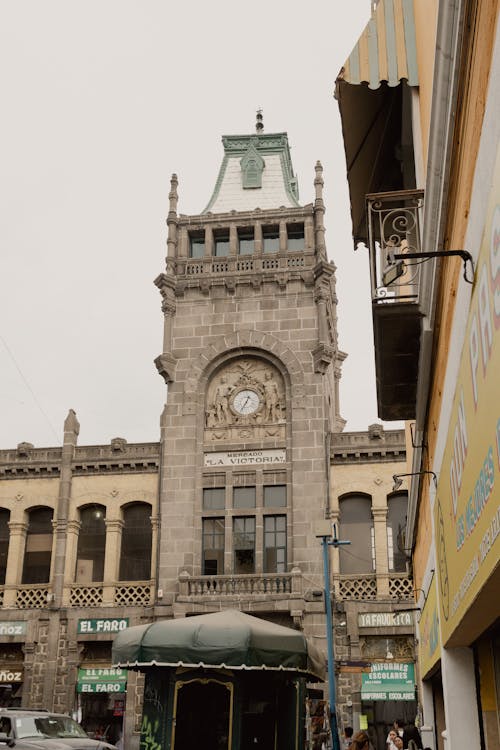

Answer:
[205,359,285,429]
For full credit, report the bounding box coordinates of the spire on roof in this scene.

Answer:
[256,108,264,133]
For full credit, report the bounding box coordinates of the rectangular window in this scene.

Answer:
[233,486,256,509]
[214,230,230,257]
[189,231,205,258]
[233,517,255,573]
[203,487,225,510]
[262,225,280,253]
[264,515,286,573]
[287,223,304,251]
[203,518,225,575]
[263,485,286,507]
[238,228,254,255]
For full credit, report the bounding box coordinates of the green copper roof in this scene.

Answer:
[203,132,300,213]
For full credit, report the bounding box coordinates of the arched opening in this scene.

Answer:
[387,492,409,572]
[22,507,53,584]
[0,508,10,584]
[338,494,374,574]
[76,505,106,582]
[119,503,152,581]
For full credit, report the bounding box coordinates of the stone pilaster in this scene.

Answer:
[372,506,389,597]
[2,520,28,607]
[102,518,124,605]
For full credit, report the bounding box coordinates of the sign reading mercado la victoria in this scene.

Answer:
[204,449,286,468]
[435,144,500,645]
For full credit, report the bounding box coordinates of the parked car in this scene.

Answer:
[0,709,116,750]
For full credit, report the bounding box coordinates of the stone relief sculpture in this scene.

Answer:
[205,359,285,433]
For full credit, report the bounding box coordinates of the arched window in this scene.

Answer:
[76,505,106,582]
[0,509,10,584]
[387,492,408,572]
[119,503,152,581]
[22,507,53,584]
[338,494,374,574]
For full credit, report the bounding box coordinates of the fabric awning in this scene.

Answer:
[335,0,419,244]
[336,0,418,91]
[112,609,325,681]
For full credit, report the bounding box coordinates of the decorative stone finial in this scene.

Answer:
[64,409,80,435]
[168,173,178,217]
[314,161,324,201]
[256,109,264,133]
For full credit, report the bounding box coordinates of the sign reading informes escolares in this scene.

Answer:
[77,618,129,635]
[77,667,127,693]
[361,663,415,701]
[435,144,500,645]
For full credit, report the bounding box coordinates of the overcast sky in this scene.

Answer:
[1,1,395,450]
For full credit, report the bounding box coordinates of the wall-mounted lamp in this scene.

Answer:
[392,471,437,492]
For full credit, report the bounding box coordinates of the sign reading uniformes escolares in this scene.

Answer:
[77,618,129,634]
[77,667,127,693]
[361,663,415,701]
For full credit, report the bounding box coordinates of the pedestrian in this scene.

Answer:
[386,720,404,748]
[402,722,423,750]
[349,731,370,750]
[343,726,354,749]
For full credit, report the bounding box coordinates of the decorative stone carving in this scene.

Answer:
[204,359,285,443]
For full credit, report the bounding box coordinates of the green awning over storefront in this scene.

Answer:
[112,609,325,680]
[361,662,415,700]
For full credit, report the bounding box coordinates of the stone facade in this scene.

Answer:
[0,128,415,750]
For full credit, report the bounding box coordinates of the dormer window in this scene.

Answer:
[240,143,265,189]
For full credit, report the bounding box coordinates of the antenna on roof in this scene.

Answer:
[256,108,264,133]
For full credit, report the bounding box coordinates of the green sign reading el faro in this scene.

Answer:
[77,618,129,634]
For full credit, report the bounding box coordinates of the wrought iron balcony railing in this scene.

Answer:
[367,189,424,305]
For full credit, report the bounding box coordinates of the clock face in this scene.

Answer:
[232,389,260,415]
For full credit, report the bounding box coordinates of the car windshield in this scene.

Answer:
[15,716,89,740]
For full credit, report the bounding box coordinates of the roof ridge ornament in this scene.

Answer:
[256,108,264,133]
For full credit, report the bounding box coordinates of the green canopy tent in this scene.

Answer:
[112,609,325,679]
[112,610,327,750]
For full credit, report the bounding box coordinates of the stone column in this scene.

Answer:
[102,518,124,605]
[52,409,79,606]
[150,515,160,604]
[204,225,213,257]
[440,646,481,749]
[62,519,81,606]
[2,521,28,607]
[314,161,327,261]
[254,223,263,255]
[372,506,389,598]
[279,220,287,252]
[166,173,178,259]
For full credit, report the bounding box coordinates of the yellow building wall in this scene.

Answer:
[413,0,439,169]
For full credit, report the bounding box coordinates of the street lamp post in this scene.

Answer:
[317,522,350,750]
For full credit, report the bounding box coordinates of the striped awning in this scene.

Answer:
[337,0,418,90]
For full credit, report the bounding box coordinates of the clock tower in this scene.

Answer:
[154,120,345,635]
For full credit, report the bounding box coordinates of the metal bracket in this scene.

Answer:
[390,249,475,284]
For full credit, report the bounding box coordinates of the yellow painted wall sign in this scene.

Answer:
[435,146,500,645]
[418,574,440,678]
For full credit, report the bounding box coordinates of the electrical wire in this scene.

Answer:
[0,335,59,442]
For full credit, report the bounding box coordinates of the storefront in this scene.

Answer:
[112,609,325,750]
[0,620,26,708]
[431,148,500,749]
[360,662,417,750]
[77,618,129,745]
